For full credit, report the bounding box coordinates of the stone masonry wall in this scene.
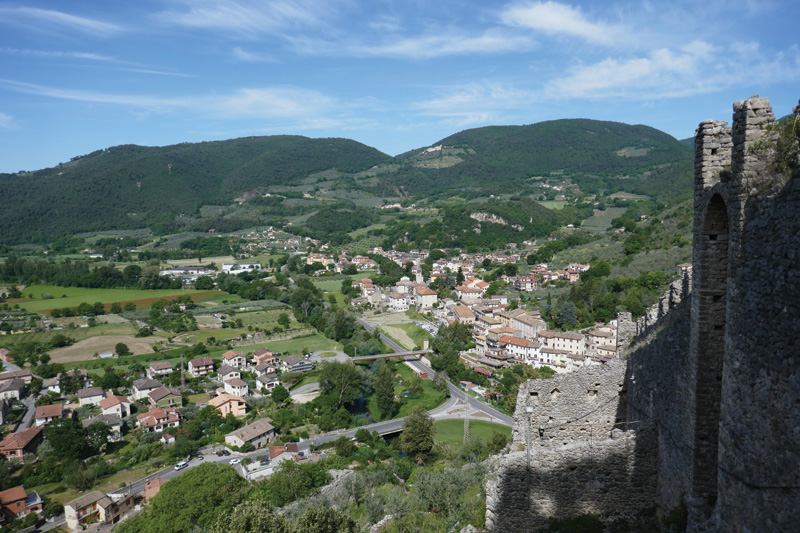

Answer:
[486,428,658,532]
[512,359,627,447]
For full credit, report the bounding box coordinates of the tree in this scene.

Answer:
[406,373,424,398]
[271,385,289,404]
[400,404,434,459]
[333,436,357,458]
[85,421,111,452]
[123,302,137,312]
[319,362,364,408]
[212,503,289,533]
[194,276,215,290]
[277,313,290,329]
[109,302,122,314]
[115,342,131,357]
[116,463,247,533]
[293,506,357,533]
[375,362,396,420]
[43,418,87,460]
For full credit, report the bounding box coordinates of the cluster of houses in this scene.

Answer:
[442,301,617,375]
[158,262,263,283]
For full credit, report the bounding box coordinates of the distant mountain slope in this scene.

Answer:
[382,119,693,201]
[0,136,392,244]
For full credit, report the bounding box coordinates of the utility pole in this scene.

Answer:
[464,407,470,444]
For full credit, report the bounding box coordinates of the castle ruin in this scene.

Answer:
[486,96,800,531]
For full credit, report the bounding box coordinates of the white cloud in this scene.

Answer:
[543,41,800,100]
[161,0,330,37]
[215,87,333,118]
[0,7,123,36]
[0,112,14,129]
[232,47,277,63]
[291,29,533,59]
[0,79,339,122]
[413,83,535,127]
[0,48,115,61]
[500,1,625,45]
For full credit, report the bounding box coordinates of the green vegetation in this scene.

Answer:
[434,420,512,445]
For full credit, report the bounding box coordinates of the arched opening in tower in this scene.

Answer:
[692,193,729,519]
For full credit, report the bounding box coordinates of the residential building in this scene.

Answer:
[99,393,131,417]
[218,365,241,382]
[0,379,25,401]
[64,491,134,531]
[82,414,124,442]
[256,373,280,393]
[268,442,300,466]
[131,378,161,401]
[387,293,409,311]
[413,285,438,309]
[137,408,181,433]
[188,357,214,377]
[144,479,169,502]
[538,330,586,355]
[0,485,42,524]
[510,275,540,291]
[221,350,246,369]
[221,262,262,274]
[147,362,173,379]
[511,313,546,339]
[208,394,247,417]
[0,370,32,385]
[148,387,181,408]
[254,362,278,376]
[224,379,248,397]
[33,403,69,427]
[252,349,276,366]
[454,285,483,300]
[0,428,42,463]
[225,417,275,449]
[452,305,475,325]
[77,387,105,407]
[281,356,314,373]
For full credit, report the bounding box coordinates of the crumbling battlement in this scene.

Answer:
[486,96,800,532]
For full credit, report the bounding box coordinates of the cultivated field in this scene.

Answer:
[13,285,224,314]
[580,207,627,233]
[49,335,159,363]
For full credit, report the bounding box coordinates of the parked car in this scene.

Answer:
[222,450,231,456]
[229,458,240,465]
[216,451,224,456]
[174,461,188,471]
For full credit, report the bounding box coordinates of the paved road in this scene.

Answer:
[290,382,320,396]
[357,316,513,426]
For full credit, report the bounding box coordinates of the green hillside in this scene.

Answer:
[0,119,694,247]
[0,136,392,244]
[378,119,693,202]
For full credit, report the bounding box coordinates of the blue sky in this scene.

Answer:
[1,0,798,173]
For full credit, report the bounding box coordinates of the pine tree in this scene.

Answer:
[376,362,396,420]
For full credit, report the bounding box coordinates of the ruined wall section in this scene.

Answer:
[486,429,658,532]
[511,360,627,447]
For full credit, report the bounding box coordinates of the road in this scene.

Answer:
[356,316,513,426]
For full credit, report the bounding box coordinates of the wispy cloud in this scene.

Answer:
[0,112,14,129]
[291,29,534,59]
[0,7,123,36]
[500,1,627,46]
[0,79,341,122]
[544,41,800,100]
[0,47,115,61]
[413,83,534,127]
[161,0,330,37]
[232,47,277,63]
[216,87,334,118]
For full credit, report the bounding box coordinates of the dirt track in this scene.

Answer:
[50,335,159,364]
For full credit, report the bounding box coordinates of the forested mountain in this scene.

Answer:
[0,120,693,245]
[378,119,693,201]
[0,136,391,244]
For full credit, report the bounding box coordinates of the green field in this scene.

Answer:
[539,200,567,210]
[433,420,512,445]
[580,207,627,233]
[311,278,348,293]
[12,285,224,313]
[251,333,341,354]
[0,322,140,349]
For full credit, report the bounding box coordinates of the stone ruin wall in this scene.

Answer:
[485,95,800,531]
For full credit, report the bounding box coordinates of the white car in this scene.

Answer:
[229,458,241,465]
